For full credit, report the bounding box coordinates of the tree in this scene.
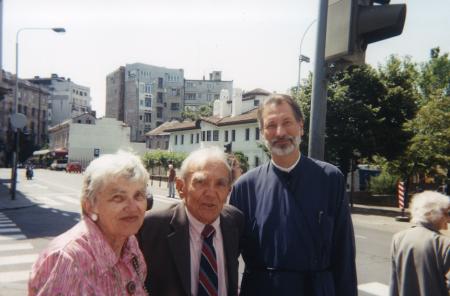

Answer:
[182,104,213,121]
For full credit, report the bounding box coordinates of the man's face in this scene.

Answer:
[262,101,304,156]
[177,160,230,224]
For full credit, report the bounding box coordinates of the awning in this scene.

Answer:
[33,149,51,156]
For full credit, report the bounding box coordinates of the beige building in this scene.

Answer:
[0,70,51,166]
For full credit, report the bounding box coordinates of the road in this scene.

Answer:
[0,168,419,296]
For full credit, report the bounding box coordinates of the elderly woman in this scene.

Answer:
[29,151,149,295]
[390,190,450,296]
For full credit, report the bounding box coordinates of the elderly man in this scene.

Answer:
[390,190,450,296]
[229,94,357,296]
[137,147,244,296]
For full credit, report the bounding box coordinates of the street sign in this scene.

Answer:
[10,113,27,129]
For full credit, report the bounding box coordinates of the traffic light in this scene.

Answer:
[325,0,406,65]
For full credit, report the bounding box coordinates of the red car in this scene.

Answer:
[66,162,82,173]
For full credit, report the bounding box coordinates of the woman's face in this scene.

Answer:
[88,176,147,242]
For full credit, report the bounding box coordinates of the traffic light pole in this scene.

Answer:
[308,0,329,161]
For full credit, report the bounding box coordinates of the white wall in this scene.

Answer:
[67,117,146,165]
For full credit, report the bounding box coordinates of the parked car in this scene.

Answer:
[50,159,68,171]
[66,162,82,173]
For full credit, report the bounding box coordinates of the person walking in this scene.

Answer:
[168,164,176,198]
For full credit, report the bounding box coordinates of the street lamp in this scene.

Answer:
[10,27,66,199]
[297,19,316,91]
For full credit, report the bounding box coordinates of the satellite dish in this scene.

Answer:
[10,113,27,129]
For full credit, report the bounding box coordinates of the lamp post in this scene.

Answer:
[10,27,65,200]
[297,19,316,91]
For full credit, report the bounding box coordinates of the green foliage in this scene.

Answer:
[256,142,271,159]
[182,104,213,121]
[232,151,249,173]
[369,170,399,195]
[142,151,187,171]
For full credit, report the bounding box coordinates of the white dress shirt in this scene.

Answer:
[185,208,227,296]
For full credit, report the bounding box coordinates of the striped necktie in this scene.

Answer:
[198,224,218,296]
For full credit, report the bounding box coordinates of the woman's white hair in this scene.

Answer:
[81,150,149,213]
[410,190,450,225]
[179,146,231,184]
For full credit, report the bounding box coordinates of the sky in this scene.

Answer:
[2,0,450,117]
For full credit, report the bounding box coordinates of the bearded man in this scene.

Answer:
[229,94,357,296]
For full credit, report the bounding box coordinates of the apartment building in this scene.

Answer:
[28,74,92,127]
[106,63,184,142]
[184,71,233,109]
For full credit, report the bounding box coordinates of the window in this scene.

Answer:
[181,135,184,145]
[196,133,199,143]
[190,134,194,144]
[213,130,219,141]
[245,128,250,141]
[23,106,28,115]
[144,113,151,123]
[145,83,152,93]
[170,103,180,111]
[175,135,178,145]
[231,130,236,141]
[158,77,163,88]
[145,96,152,107]
[157,92,163,103]
[255,156,260,167]
[171,88,179,96]
[185,93,196,100]
[225,130,229,142]
[254,99,260,106]
[206,130,211,141]
[202,131,206,141]
[140,115,143,120]
[140,100,144,106]
[186,82,194,88]
[156,107,163,118]
[255,127,260,140]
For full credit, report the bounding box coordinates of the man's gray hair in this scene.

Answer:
[179,146,232,184]
[257,94,304,130]
[410,190,450,225]
[81,150,149,212]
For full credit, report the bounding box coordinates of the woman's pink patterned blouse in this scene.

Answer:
[28,217,148,295]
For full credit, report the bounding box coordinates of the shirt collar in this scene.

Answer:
[271,153,301,173]
[83,216,139,274]
[185,206,221,236]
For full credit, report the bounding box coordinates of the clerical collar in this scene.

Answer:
[271,153,301,173]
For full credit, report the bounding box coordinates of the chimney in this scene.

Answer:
[219,89,230,118]
[231,88,243,117]
[213,100,220,116]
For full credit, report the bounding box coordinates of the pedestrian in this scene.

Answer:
[137,146,244,296]
[167,163,176,198]
[390,190,450,296]
[227,153,243,184]
[229,94,357,295]
[28,151,149,296]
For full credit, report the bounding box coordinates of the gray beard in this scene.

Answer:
[264,136,301,156]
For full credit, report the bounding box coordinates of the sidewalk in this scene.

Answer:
[351,203,408,218]
[0,178,37,211]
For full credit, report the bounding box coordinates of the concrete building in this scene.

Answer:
[106,63,184,142]
[28,74,93,127]
[48,115,146,168]
[184,71,233,110]
[0,70,51,166]
[163,88,272,169]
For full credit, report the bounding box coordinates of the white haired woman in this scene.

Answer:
[29,151,149,295]
[390,190,450,296]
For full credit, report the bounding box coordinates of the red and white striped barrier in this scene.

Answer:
[398,181,405,209]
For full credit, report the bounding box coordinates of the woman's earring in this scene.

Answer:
[90,213,98,222]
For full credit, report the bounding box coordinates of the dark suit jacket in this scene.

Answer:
[137,202,244,296]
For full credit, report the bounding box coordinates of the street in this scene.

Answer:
[0,168,422,296]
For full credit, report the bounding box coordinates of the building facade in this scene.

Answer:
[164,88,272,169]
[184,71,233,109]
[28,74,92,127]
[106,63,185,142]
[0,70,51,166]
